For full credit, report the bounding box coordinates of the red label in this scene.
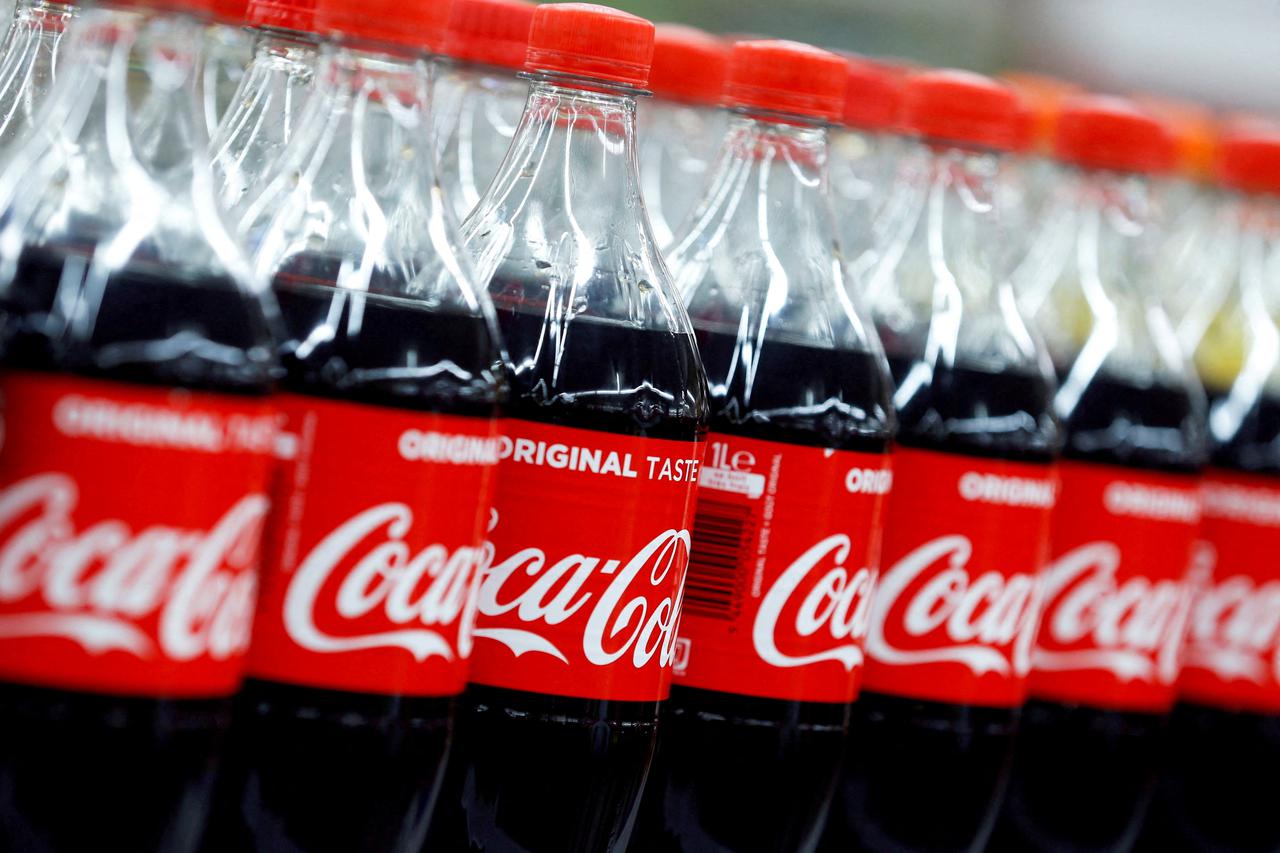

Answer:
[468,419,704,702]
[0,370,275,697]
[1179,469,1280,713]
[861,447,1055,707]
[671,435,890,702]
[1028,461,1201,712]
[246,394,499,697]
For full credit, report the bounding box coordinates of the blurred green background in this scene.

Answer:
[600,0,1280,115]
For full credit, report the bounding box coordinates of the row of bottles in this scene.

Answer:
[0,0,1278,851]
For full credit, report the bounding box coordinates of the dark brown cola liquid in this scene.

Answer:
[426,276,707,853]
[992,371,1204,853]
[634,326,892,853]
[1137,390,1280,853]
[202,254,502,853]
[822,354,1058,853]
[0,244,273,853]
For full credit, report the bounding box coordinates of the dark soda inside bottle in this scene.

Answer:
[992,372,1201,853]
[822,354,1056,853]
[639,328,892,853]
[202,256,502,853]
[0,243,274,852]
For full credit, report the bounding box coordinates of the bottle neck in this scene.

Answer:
[671,112,832,256]
[465,77,648,284]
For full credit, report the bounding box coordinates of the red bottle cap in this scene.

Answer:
[649,24,727,107]
[524,3,654,89]
[900,69,1019,151]
[246,0,317,33]
[722,39,846,123]
[207,0,248,23]
[316,0,451,54]
[445,0,534,71]
[1002,71,1084,156]
[1216,119,1280,196]
[1054,95,1176,175]
[1132,94,1218,182]
[841,55,902,132]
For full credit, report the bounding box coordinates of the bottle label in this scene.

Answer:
[1179,469,1280,713]
[671,435,891,702]
[467,419,704,702]
[0,370,276,697]
[246,394,500,697]
[861,447,1055,707]
[1028,460,1201,712]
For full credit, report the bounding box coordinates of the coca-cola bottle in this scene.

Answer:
[820,70,1060,853]
[426,4,709,851]
[0,0,278,849]
[637,23,727,249]
[1138,121,1280,853]
[829,55,904,293]
[209,0,321,217]
[202,0,504,850]
[991,96,1206,853]
[200,0,253,137]
[633,39,895,853]
[433,0,533,223]
[0,0,75,152]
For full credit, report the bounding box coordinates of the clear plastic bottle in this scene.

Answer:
[200,0,253,137]
[427,5,709,852]
[992,96,1206,853]
[829,55,907,297]
[433,0,533,223]
[823,70,1060,853]
[204,0,504,848]
[638,23,727,249]
[0,0,276,849]
[1140,119,1280,853]
[634,39,894,853]
[209,0,321,217]
[0,0,74,154]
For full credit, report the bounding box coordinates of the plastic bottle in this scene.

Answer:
[0,0,276,848]
[203,0,503,848]
[992,95,1206,853]
[1139,119,1280,853]
[635,39,895,853]
[201,0,254,137]
[821,70,1060,853]
[427,5,709,851]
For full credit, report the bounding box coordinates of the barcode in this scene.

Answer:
[683,497,754,620]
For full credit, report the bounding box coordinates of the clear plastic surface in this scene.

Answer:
[829,125,905,294]
[638,95,724,248]
[0,0,74,154]
[211,25,319,218]
[433,61,527,223]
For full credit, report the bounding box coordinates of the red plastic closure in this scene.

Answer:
[899,69,1020,152]
[1216,118,1280,196]
[445,0,534,71]
[1054,95,1176,176]
[649,24,727,107]
[315,0,451,54]
[722,39,846,124]
[246,0,317,33]
[524,3,655,89]
[842,55,901,132]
